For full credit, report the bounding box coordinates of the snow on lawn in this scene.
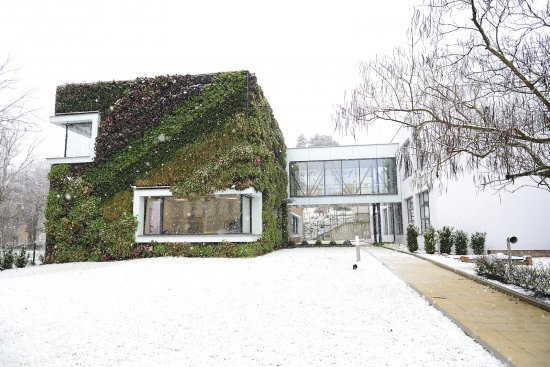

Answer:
[0,248,504,367]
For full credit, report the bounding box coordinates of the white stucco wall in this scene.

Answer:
[392,126,550,251]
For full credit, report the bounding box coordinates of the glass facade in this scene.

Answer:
[143,195,252,235]
[289,158,398,197]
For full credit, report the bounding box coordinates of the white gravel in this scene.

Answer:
[0,248,504,367]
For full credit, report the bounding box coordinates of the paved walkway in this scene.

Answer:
[363,246,550,367]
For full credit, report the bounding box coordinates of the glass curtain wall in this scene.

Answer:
[290,158,398,197]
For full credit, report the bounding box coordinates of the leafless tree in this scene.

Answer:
[296,134,340,148]
[336,0,549,192]
[0,58,38,244]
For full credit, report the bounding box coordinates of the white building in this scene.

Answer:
[287,140,550,253]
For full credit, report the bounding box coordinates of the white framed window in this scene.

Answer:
[133,186,263,243]
[46,112,100,164]
[291,213,302,235]
[418,191,430,233]
[400,140,412,178]
[405,197,414,225]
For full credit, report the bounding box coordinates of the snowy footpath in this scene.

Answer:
[0,248,504,367]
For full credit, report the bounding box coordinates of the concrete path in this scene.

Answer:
[364,246,550,367]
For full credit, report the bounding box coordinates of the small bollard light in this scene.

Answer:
[355,235,361,261]
[507,236,518,268]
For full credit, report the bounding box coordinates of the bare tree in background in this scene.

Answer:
[335,0,549,192]
[0,58,38,245]
[296,134,340,148]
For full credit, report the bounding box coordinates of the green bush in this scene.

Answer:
[315,239,322,246]
[470,232,486,255]
[406,224,419,253]
[475,256,550,297]
[438,226,454,254]
[329,240,337,246]
[300,240,308,246]
[454,230,468,255]
[15,247,28,268]
[1,246,14,269]
[423,225,436,254]
[343,239,352,246]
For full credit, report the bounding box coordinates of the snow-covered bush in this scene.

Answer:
[438,226,453,254]
[300,240,308,246]
[329,240,337,246]
[406,224,419,253]
[1,246,14,269]
[470,232,486,255]
[453,230,468,255]
[343,239,352,246]
[315,239,322,246]
[423,226,436,254]
[476,256,550,297]
[15,247,28,268]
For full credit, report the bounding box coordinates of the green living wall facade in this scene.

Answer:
[45,71,288,263]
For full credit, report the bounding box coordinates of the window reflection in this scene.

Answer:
[143,195,250,235]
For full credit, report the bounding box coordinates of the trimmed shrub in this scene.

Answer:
[423,225,436,254]
[300,240,308,246]
[406,224,419,253]
[438,226,453,254]
[329,240,337,246]
[453,230,468,255]
[315,239,322,246]
[470,232,486,255]
[343,239,352,246]
[475,256,550,297]
[2,246,14,269]
[15,247,28,268]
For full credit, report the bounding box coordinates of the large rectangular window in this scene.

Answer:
[289,158,398,197]
[419,191,430,233]
[65,122,93,157]
[143,195,251,235]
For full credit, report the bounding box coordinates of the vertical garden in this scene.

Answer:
[45,71,288,263]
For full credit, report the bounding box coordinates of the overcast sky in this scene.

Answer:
[1,0,420,158]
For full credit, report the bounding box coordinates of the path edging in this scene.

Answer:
[382,246,550,313]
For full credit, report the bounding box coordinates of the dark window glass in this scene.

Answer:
[144,195,248,235]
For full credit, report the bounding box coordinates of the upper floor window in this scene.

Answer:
[65,122,93,157]
[400,140,412,178]
[47,112,100,164]
[289,158,398,197]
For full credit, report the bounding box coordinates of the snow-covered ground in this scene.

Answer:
[0,248,504,367]
[383,243,550,304]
